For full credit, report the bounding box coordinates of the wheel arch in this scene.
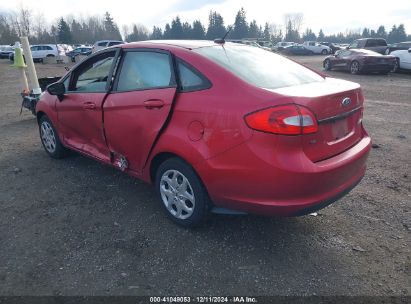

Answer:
[36,110,46,124]
[148,151,215,208]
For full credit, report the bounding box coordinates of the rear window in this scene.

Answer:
[194,45,324,90]
[108,41,122,46]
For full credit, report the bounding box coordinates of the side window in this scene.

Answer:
[366,40,375,47]
[70,51,116,92]
[98,42,107,47]
[177,60,211,92]
[45,46,53,50]
[116,51,173,91]
[30,46,38,51]
[63,76,70,91]
[108,41,122,47]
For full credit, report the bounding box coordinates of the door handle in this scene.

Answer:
[83,102,96,110]
[144,99,164,109]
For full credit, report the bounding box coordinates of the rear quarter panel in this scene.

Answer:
[144,47,277,182]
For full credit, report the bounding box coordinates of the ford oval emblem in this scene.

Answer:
[342,97,352,107]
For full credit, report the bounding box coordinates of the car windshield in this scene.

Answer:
[194,44,324,89]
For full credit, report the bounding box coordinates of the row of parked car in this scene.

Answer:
[0,40,124,63]
[269,38,411,74]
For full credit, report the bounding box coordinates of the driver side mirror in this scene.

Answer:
[408,48,411,53]
[47,82,66,101]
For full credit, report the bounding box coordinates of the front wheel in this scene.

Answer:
[350,61,360,74]
[321,49,328,55]
[155,158,210,227]
[39,115,68,159]
[323,59,332,70]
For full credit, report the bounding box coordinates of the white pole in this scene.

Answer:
[20,36,41,95]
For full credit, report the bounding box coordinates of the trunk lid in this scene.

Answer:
[270,78,364,162]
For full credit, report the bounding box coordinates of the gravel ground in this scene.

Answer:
[0,56,410,297]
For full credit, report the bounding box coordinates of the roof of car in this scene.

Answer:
[355,38,386,41]
[122,40,220,50]
[351,49,382,55]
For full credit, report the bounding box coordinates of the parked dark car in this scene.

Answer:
[323,49,396,74]
[385,41,411,54]
[348,38,388,54]
[65,47,92,62]
[281,45,314,55]
[320,42,341,54]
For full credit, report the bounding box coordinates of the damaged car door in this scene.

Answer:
[56,49,119,161]
[103,49,177,173]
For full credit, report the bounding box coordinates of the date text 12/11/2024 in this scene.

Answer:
[149,296,258,303]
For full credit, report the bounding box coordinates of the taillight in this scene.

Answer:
[244,104,318,135]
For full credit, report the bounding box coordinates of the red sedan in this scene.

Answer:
[37,40,371,226]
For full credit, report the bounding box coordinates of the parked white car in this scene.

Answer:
[391,48,411,72]
[10,44,64,62]
[273,41,295,51]
[92,40,125,52]
[302,41,331,54]
[30,44,63,60]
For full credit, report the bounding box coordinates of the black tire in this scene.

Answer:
[392,58,400,73]
[323,59,332,71]
[155,158,210,227]
[321,49,328,55]
[39,115,68,159]
[350,61,360,74]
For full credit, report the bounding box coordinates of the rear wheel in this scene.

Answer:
[39,115,68,159]
[155,158,209,227]
[323,59,332,71]
[392,58,400,73]
[350,61,360,74]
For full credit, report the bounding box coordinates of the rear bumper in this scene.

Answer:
[196,132,371,216]
[361,63,394,72]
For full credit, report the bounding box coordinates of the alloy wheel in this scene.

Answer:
[351,61,359,74]
[160,170,195,220]
[40,121,57,153]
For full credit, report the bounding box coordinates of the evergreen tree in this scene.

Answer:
[396,24,407,42]
[303,28,316,41]
[103,12,122,40]
[126,24,149,41]
[362,28,370,38]
[182,22,192,39]
[151,26,163,40]
[387,25,398,43]
[192,20,206,39]
[232,8,249,39]
[248,20,259,38]
[163,23,171,39]
[263,23,271,41]
[57,18,72,43]
[376,25,387,39]
[206,11,226,40]
[285,20,299,42]
[170,16,183,39]
[318,29,325,41]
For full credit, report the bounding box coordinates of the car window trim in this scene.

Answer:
[64,48,121,94]
[111,48,177,93]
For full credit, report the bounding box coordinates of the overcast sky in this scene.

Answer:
[1,0,411,35]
